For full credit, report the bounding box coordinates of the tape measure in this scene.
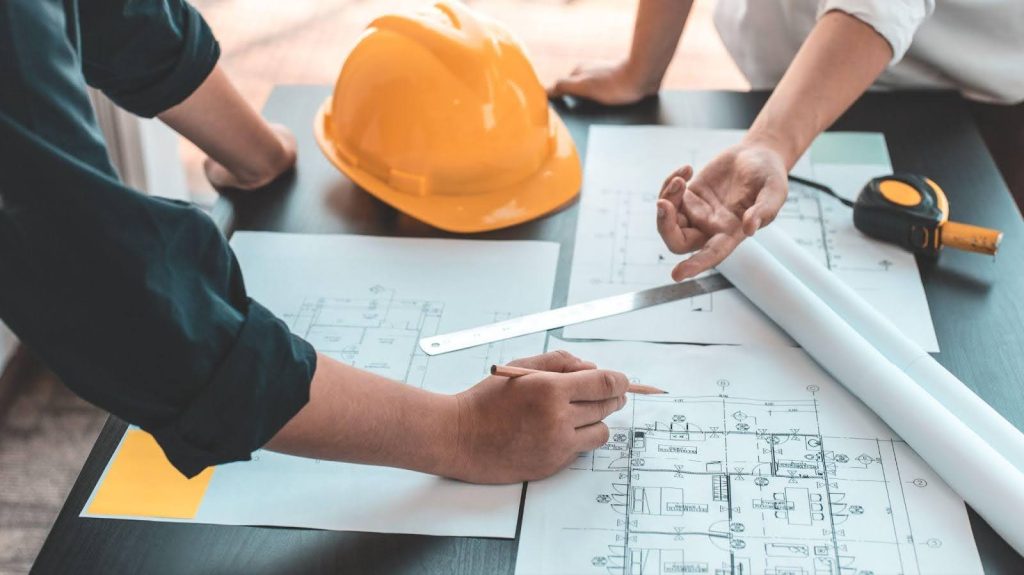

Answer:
[423,173,1001,356]
[854,174,1002,256]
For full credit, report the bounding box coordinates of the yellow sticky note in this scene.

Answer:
[87,430,214,519]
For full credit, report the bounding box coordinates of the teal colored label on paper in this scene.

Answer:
[811,132,890,166]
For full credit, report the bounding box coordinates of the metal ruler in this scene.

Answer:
[419,273,733,355]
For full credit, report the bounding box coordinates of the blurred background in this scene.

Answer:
[0,1,742,573]
[180,0,746,203]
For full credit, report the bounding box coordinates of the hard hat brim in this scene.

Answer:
[314,98,581,233]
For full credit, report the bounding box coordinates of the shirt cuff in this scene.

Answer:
[112,6,221,118]
[819,0,934,65]
[150,300,316,478]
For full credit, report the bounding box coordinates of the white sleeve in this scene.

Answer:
[818,0,935,64]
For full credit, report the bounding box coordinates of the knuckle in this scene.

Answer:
[601,371,618,396]
[552,349,574,364]
[607,370,627,394]
[506,354,535,368]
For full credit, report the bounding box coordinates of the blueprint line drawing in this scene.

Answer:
[564,127,939,351]
[583,179,892,289]
[82,234,562,538]
[574,393,924,575]
[285,287,514,389]
[516,341,982,575]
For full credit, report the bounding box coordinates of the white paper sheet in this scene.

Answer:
[716,231,1024,555]
[564,127,939,351]
[516,340,984,575]
[756,225,1024,474]
[82,233,561,538]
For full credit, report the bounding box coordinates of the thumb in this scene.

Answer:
[742,184,787,236]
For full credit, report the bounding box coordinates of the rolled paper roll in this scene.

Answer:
[756,225,1024,474]
[718,235,1024,555]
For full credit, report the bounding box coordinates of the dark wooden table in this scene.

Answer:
[34,87,1024,574]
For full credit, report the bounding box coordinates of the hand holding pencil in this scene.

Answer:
[448,350,635,483]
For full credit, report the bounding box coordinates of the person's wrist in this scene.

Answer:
[424,392,467,479]
[621,58,661,98]
[230,125,297,188]
[741,128,800,169]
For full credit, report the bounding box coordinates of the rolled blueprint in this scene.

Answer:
[756,225,1024,474]
[718,236,1024,555]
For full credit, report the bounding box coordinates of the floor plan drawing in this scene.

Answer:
[564,127,939,351]
[82,234,562,538]
[285,289,514,389]
[516,340,983,575]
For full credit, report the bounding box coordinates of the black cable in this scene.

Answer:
[787,174,855,207]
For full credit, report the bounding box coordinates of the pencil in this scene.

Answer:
[490,364,668,395]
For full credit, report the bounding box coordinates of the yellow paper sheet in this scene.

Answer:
[87,430,213,519]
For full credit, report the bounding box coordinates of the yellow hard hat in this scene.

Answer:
[314,1,581,233]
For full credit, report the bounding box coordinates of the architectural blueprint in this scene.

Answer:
[516,340,982,575]
[564,127,939,351]
[82,233,560,537]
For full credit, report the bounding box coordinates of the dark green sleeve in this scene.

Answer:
[78,0,221,117]
[0,0,316,478]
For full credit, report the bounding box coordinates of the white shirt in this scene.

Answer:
[714,0,1024,104]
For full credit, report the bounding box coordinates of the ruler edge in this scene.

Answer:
[418,274,733,355]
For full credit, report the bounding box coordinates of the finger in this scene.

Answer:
[508,350,593,373]
[680,187,715,225]
[742,179,788,236]
[562,369,629,401]
[658,195,691,229]
[570,395,627,427]
[574,422,611,452]
[657,199,707,254]
[671,232,743,281]
[269,122,296,144]
[660,165,694,195]
[549,76,592,100]
[204,158,236,189]
[658,176,686,206]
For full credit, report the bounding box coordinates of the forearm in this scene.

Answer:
[625,0,694,93]
[744,10,893,168]
[264,353,459,475]
[158,66,291,186]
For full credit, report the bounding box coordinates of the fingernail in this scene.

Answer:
[657,207,665,219]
